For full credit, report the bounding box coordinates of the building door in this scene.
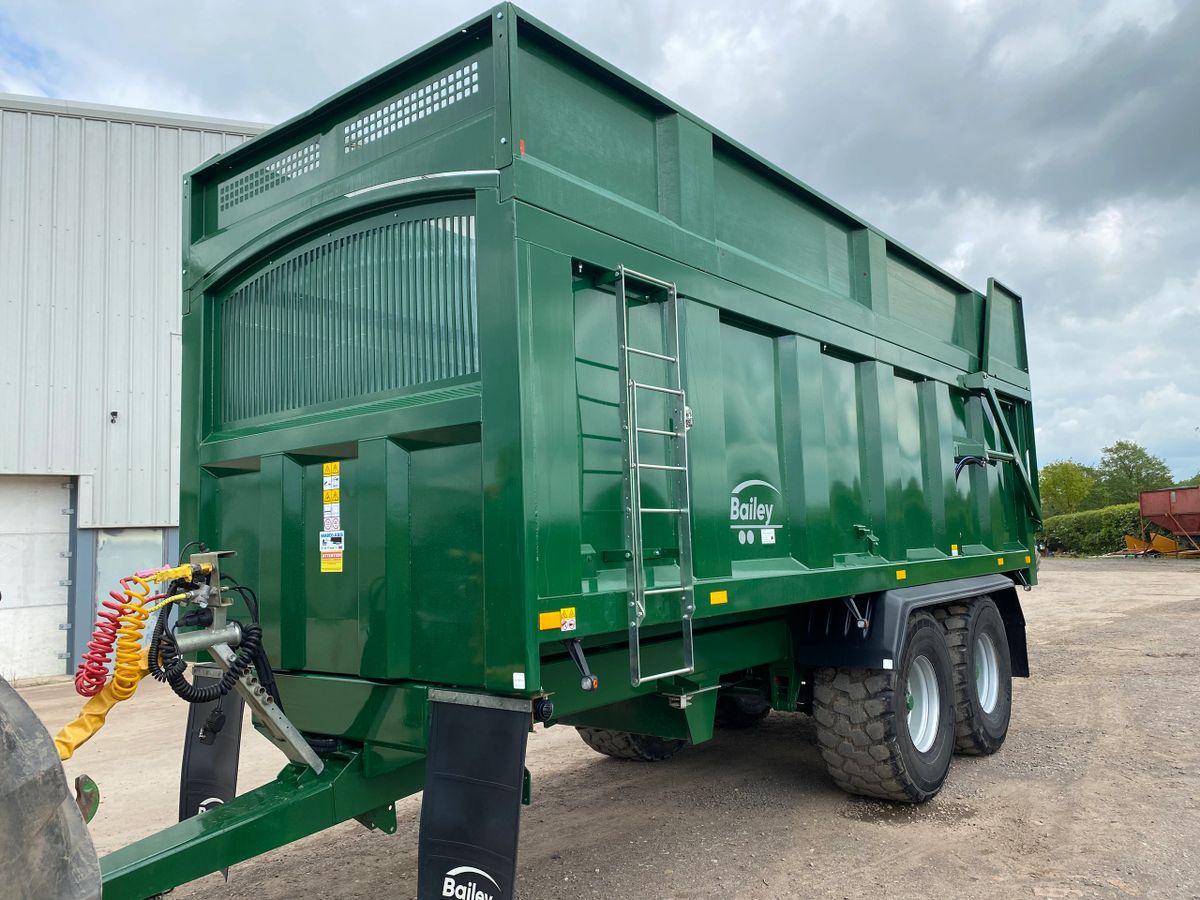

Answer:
[0,476,72,680]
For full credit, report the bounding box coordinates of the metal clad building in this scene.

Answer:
[0,94,264,679]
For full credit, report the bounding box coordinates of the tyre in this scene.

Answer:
[934,596,1012,755]
[714,693,771,728]
[576,727,686,761]
[813,611,955,802]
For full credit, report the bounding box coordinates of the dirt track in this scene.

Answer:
[21,559,1200,898]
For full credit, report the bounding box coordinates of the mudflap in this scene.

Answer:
[417,693,530,900]
[178,668,245,821]
[0,677,101,900]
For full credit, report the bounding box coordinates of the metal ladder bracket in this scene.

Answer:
[615,265,696,688]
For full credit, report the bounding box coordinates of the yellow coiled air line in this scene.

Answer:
[110,575,154,701]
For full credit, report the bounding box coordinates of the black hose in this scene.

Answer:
[954,456,988,481]
[153,622,263,704]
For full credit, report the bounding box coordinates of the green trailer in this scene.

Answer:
[92,5,1038,897]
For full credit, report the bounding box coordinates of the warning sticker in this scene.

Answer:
[761,528,777,546]
[559,607,577,632]
[319,463,346,574]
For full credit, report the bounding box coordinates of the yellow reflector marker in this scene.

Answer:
[538,611,562,631]
[997,557,1005,566]
[710,590,728,605]
[896,569,907,580]
[1025,554,1032,564]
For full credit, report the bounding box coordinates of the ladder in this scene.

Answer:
[615,265,696,688]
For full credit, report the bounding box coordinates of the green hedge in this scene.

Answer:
[1040,503,1155,555]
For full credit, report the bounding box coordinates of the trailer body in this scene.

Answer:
[102,6,1040,896]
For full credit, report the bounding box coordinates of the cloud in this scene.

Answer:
[1,0,1197,477]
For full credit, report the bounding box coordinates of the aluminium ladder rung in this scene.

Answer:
[640,507,687,514]
[643,585,689,596]
[631,381,683,396]
[617,265,675,291]
[625,345,677,363]
[637,463,687,471]
[636,426,678,437]
[637,665,694,682]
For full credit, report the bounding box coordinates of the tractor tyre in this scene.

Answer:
[576,727,686,762]
[933,596,1013,755]
[813,611,955,803]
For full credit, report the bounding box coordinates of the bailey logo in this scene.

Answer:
[442,865,499,900]
[729,478,781,546]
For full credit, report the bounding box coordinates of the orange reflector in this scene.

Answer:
[1025,554,1032,564]
[997,557,1005,566]
[538,611,562,631]
[710,590,728,605]
[896,569,907,580]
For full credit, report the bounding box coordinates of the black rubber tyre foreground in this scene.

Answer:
[576,727,687,761]
[813,612,956,803]
[714,693,771,729]
[933,596,1013,755]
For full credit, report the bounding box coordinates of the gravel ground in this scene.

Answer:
[20,558,1200,898]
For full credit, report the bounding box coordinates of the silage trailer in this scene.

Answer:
[14,6,1042,898]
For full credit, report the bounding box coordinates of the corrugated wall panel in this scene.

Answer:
[0,97,262,526]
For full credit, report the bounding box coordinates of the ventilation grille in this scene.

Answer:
[218,141,321,212]
[344,60,481,153]
[220,213,478,424]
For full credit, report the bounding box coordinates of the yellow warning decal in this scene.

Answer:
[997,557,1005,566]
[323,461,340,476]
[320,552,343,573]
[538,611,562,631]
[896,569,907,580]
[709,590,728,605]
[323,488,340,503]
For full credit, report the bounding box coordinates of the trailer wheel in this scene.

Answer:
[813,611,955,803]
[715,693,771,728]
[576,727,686,761]
[934,596,1012,755]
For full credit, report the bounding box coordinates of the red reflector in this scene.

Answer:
[519,138,525,155]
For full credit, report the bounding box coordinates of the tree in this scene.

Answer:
[1177,472,1200,487]
[1039,460,1095,518]
[1095,440,1173,504]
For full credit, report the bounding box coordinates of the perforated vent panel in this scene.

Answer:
[344,60,481,153]
[219,208,478,424]
[218,141,321,212]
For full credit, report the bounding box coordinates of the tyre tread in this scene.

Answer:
[576,727,686,762]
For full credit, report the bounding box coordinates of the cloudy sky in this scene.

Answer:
[2,0,1197,478]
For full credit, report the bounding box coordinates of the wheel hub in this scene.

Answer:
[906,654,940,753]
[975,632,1000,714]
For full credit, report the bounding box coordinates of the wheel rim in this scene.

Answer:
[905,654,940,753]
[975,632,1000,713]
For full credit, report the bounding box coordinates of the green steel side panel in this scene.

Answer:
[984,277,1031,388]
[712,147,854,300]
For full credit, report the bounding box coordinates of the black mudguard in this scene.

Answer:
[417,694,530,900]
[792,573,1029,676]
[178,667,245,821]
